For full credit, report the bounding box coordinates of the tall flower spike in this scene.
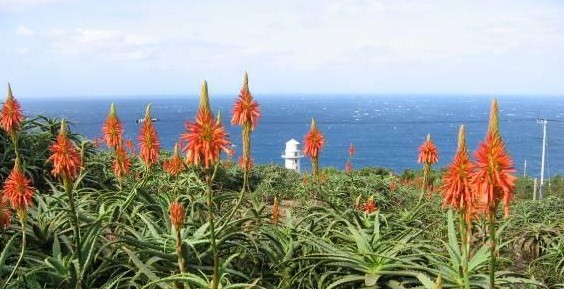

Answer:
[417,133,439,165]
[472,100,516,218]
[0,196,11,229]
[138,104,161,167]
[102,103,124,149]
[363,196,378,213]
[181,81,231,169]
[231,72,261,174]
[199,81,211,115]
[349,143,355,157]
[48,119,82,180]
[3,161,35,211]
[272,197,280,225]
[231,72,261,130]
[169,201,185,231]
[113,144,131,180]
[303,117,325,176]
[1,83,24,136]
[163,143,184,176]
[441,125,475,222]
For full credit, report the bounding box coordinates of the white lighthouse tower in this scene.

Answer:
[281,139,304,172]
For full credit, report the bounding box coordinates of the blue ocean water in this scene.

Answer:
[20,95,564,177]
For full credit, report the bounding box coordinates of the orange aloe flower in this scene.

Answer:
[48,119,82,180]
[345,160,352,174]
[113,144,131,180]
[137,105,161,167]
[349,143,355,157]
[303,118,325,176]
[303,118,325,158]
[163,143,184,176]
[0,83,23,135]
[471,100,516,218]
[125,138,134,153]
[0,196,12,228]
[169,201,185,230]
[363,196,378,213]
[441,125,475,222]
[3,162,35,211]
[102,103,124,149]
[231,72,261,130]
[181,81,230,169]
[417,133,439,165]
[272,197,280,225]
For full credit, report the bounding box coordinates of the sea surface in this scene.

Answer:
[19,94,564,177]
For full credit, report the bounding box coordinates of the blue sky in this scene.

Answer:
[1,0,564,97]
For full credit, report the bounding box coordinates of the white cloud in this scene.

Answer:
[15,25,35,36]
[0,0,68,11]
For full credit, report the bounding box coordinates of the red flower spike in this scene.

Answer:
[362,196,378,213]
[163,143,184,176]
[349,143,355,157]
[0,195,12,229]
[441,125,475,222]
[471,99,516,218]
[272,197,280,225]
[169,201,185,230]
[102,103,124,149]
[303,118,325,159]
[417,133,439,165]
[181,82,230,169]
[1,83,24,135]
[113,144,131,180]
[3,161,35,211]
[137,104,161,167]
[48,119,82,180]
[345,160,352,174]
[231,72,261,130]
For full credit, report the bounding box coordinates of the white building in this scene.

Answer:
[281,139,304,172]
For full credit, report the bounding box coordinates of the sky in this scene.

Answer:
[1,0,564,98]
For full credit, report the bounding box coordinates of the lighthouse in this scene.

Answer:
[281,139,304,172]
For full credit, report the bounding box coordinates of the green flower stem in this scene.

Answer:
[459,212,470,289]
[206,167,220,289]
[64,177,82,289]
[1,211,26,289]
[174,226,186,289]
[488,208,496,289]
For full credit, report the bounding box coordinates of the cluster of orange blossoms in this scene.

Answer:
[138,105,161,167]
[272,197,280,225]
[0,84,23,137]
[1,85,35,223]
[303,118,325,159]
[102,103,132,180]
[303,118,325,176]
[441,100,515,221]
[417,133,439,165]
[163,143,184,176]
[181,82,231,169]
[230,73,261,130]
[3,162,35,212]
[231,73,261,172]
[169,201,186,231]
[345,143,355,174]
[48,119,83,180]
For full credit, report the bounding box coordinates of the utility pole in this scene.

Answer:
[537,118,548,200]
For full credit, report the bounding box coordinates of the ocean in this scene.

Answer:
[19,94,564,177]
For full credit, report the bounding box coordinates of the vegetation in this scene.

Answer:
[1,81,563,289]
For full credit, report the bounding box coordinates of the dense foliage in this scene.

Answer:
[0,115,563,289]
